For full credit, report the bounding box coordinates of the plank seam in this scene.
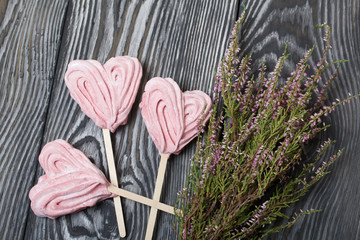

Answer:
[21,1,70,239]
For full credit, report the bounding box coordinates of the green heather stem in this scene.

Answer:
[175,10,358,240]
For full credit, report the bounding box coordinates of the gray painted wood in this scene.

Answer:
[1,0,360,239]
[23,0,239,239]
[0,1,68,239]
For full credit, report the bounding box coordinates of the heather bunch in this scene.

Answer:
[175,11,357,240]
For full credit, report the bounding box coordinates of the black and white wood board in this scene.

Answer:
[0,0,359,239]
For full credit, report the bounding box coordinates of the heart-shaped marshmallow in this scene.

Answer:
[65,56,142,132]
[139,78,212,154]
[29,140,115,219]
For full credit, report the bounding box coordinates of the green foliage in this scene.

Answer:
[175,10,357,240]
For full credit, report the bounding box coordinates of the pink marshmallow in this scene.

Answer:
[29,140,115,219]
[139,77,212,155]
[64,56,142,132]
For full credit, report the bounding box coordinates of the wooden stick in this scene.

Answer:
[144,153,170,240]
[108,185,181,215]
[102,128,126,238]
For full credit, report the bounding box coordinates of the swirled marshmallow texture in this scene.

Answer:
[65,56,142,132]
[139,77,212,154]
[29,140,115,219]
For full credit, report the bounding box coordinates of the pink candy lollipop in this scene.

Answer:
[65,56,142,132]
[64,56,142,237]
[29,140,177,220]
[29,140,115,219]
[139,77,212,239]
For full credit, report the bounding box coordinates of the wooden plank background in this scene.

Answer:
[0,0,359,239]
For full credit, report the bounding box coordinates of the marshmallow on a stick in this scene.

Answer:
[29,140,115,219]
[65,56,142,132]
[139,77,212,239]
[64,56,143,237]
[29,140,178,219]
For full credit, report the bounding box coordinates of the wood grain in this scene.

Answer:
[0,0,68,239]
[237,0,360,239]
[24,0,239,239]
[1,0,358,239]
